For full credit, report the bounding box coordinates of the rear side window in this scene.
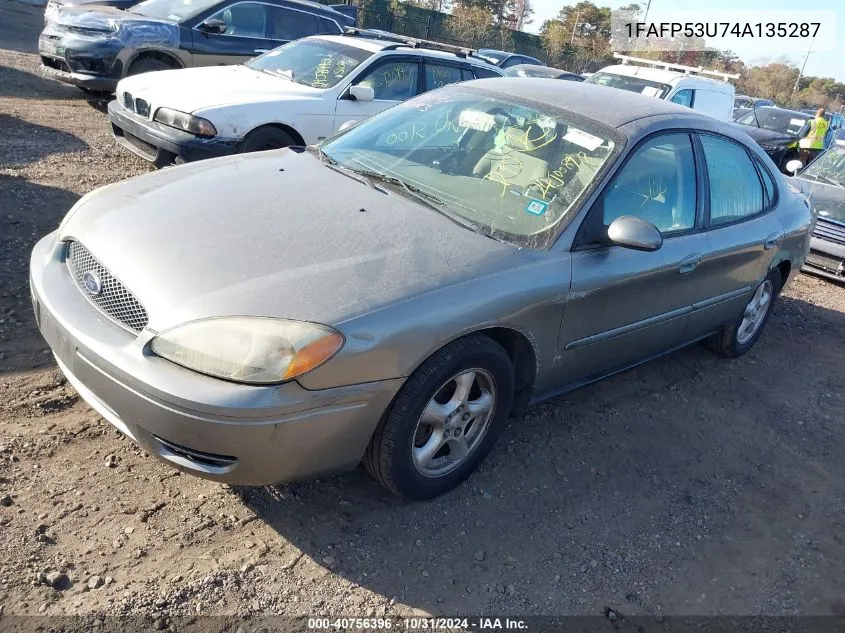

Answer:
[317,16,341,34]
[423,63,463,92]
[700,135,764,225]
[268,7,323,41]
[472,66,500,79]
[754,156,777,207]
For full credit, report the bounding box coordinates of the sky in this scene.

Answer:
[524,0,845,83]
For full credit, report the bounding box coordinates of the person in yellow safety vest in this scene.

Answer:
[799,108,829,165]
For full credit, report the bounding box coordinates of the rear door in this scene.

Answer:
[190,1,279,66]
[422,59,468,93]
[556,132,711,387]
[683,132,784,338]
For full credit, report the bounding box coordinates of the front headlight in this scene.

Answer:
[150,317,344,385]
[153,107,217,137]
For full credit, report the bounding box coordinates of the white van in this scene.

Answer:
[586,54,738,122]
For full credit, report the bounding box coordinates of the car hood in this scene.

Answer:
[737,124,797,146]
[118,65,321,114]
[59,150,519,330]
[795,177,845,224]
[49,4,179,31]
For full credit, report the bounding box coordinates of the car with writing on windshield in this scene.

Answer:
[475,48,543,69]
[108,31,503,166]
[39,0,356,93]
[733,106,813,173]
[788,138,845,282]
[503,64,584,81]
[32,79,811,500]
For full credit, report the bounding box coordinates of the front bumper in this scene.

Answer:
[30,232,402,485]
[107,100,239,166]
[802,236,845,283]
[38,35,122,92]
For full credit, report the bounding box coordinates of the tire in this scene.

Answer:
[364,334,514,500]
[238,126,296,154]
[706,267,782,358]
[127,57,174,76]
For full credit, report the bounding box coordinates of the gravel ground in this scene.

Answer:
[2,1,845,626]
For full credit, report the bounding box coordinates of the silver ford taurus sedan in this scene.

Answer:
[31,79,813,499]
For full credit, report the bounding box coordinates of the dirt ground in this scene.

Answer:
[2,1,845,625]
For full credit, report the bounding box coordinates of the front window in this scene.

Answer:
[586,71,671,99]
[246,39,372,88]
[129,0,220,22]
[736,108,811,135]
[320,87,619,249]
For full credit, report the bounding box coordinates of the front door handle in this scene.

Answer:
[678,253,703,275]
[764,232,782,250]
[254,48,269,54]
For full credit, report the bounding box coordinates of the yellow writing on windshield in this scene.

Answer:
[524,151,589,199]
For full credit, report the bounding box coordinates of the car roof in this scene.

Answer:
[457,78,713,129]
[595,64,733,90]
[317,34,500,66]
[282,0,351,18]
[507,64,575,77]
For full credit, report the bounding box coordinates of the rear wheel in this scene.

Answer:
[706,267,781,358]
[238,126,296,153]
[364,335,514,499]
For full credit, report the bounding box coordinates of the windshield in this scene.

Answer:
[477,50,505,64]
[247,39,372,88]
[321,87,619,249]
[802,147,845,198]
[586,71,671,99]
[737,108,811,135]
[129,0,218,21]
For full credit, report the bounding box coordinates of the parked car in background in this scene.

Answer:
[32,79,811,499]
[734,106,813,172]
[39,0,356,92]
[733,94,775,119]
[108,32,503,166]
[504,64,584,81]
[586,53,737,121]
[789,139,845,282]
[475,48,543,68]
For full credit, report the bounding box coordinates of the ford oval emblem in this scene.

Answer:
[83,271,103,296]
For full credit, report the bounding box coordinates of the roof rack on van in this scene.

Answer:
[612,53,740,81]
[342,27,475,58]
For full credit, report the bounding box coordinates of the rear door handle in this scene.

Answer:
[678,253,703,275]
[764,232,782,250]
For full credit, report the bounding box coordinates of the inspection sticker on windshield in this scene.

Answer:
[563,128,603,151]
[790,118,806,127]
[525,199,549,216]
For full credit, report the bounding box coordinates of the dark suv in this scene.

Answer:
[39,0,356,92]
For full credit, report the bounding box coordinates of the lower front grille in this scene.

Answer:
[41,56,70,72]
[65,240,149,332]
[805,249,844,274]
[153,436,237,470]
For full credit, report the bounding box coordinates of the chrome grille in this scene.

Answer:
[813,218,845,246]
[805,249,844,274]
[66,240,149,332]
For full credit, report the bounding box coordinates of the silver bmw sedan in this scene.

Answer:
[30,79,813,499]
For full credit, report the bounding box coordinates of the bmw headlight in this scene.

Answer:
[153,108,217,137]
[150,317,344,384]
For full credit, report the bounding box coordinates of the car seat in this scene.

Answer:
[472,123,551,189]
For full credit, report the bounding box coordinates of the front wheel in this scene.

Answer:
[706,267,782,357]
[364,335,514,500]
[238,126,295,154]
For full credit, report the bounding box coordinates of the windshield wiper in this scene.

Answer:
[310,147,381,189]
[347,164,499,240]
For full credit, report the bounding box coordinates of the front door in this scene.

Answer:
[557,132,711,387]
[334,56,421,132]
[190,1,279,67]
[684,133,785,338]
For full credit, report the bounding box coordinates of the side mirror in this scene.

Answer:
[198,18,228,34]
[785,159,803,175]
[337,119,359,133]
[607,216,663,252]
[346,85,374,102]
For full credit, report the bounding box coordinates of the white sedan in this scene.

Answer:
[107,33,502,166]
